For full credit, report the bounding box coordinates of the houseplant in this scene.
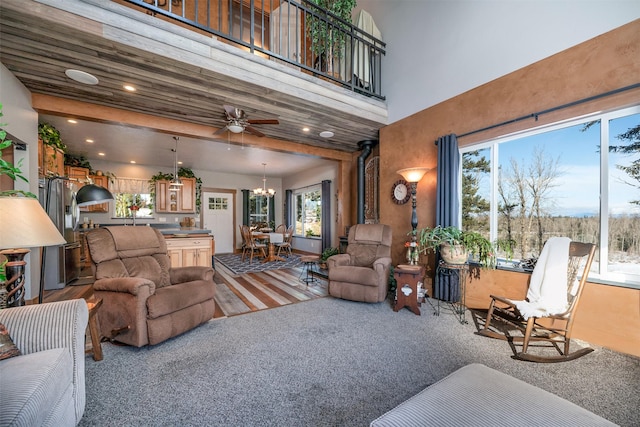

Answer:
[38,122,66,152]
[306,0,357,74]
[414,225,497,268]
[319,246,339,269]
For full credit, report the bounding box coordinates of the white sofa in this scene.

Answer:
[0,299,88,426]
[371,363,616,426]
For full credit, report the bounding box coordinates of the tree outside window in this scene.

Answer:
[461,107,640,285]
[294,188,322,238]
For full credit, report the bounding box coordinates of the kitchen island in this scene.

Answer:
[150,226,214,268]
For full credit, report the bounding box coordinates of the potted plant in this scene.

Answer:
[414,226,498,268]
[320,246,339,269]
[306,0,357,74]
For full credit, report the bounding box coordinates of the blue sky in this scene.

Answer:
[497,112,639,217]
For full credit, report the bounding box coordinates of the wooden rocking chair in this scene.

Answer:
[478,239,596,363]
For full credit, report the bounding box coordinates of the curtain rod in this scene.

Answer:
[457,82,640,139]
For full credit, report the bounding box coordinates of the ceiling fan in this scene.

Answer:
[213,105,279,137]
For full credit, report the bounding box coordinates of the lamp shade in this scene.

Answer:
[76,184,114,207]
[0,197,66,249]
[397,167,430,183]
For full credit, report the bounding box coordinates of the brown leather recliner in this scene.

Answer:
[85,226,216,347]
[327,224,392,303]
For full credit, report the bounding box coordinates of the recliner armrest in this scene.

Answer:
[170,266,215,284]
[93,277,156,295]
[327,253,351,269]
[372,257,392,271]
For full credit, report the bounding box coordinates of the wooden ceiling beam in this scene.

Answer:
[32,94,352,162]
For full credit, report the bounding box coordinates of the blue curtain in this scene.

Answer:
[321,180,331,252]
[435,134,460,228]
[285,189,292,227]
[434,134,461,301]
[241,189,250,226]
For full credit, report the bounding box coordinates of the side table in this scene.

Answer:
[434,261,469,324]
[86,297,103,361]
[393,265,425,315]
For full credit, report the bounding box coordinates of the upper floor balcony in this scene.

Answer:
[124,0,386,100]
[0,0,389,154]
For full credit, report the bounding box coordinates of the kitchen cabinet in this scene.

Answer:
[155,178,196,213]
[38,139,65,177]
[165,236,212,268]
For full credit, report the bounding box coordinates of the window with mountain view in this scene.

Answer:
[461,106,640,286]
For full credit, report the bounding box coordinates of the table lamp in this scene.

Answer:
[0,196,66,308]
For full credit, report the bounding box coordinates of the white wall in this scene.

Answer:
[1,63,41,300]
[356,0,640,124]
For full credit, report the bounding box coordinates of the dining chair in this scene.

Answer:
[276,224,294,257]
[241,225,267,263]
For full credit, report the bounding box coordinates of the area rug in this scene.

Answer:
[215,253,302,274]
[80,298,639,427]
[213,266,327,317]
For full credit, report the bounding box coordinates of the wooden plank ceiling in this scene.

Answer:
[0,0,387,159]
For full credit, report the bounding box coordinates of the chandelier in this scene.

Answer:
[169,136,182,191]
[254,163,275,197]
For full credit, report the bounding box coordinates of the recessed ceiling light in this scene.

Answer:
[123,84,137,92]
[130,160,136,164]
[65,69,99,85]
[178,161,183,165]
[319,131,334,138]
[98,152,105,156]
[86,139,94,143]
[302,127,310,132]
[67,119,77,124]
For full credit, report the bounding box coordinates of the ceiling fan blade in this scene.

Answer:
[213,126,228,135]
[244,125,265,137]
[247,119,279,125]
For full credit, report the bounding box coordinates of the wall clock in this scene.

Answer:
[392,179,411,205]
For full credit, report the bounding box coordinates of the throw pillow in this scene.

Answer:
[0,321,21,360]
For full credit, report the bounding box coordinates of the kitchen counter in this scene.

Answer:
[157,228,212,237]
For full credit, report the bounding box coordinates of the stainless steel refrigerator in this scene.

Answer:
[39,178,82,290]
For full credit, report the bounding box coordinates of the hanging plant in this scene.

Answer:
[38,123,66,152]
[64,153,93,172]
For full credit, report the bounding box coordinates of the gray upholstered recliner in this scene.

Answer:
[327,224,392,303]
[0,299,88,426]
[86,226,216,347]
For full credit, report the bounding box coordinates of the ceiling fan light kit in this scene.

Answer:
[213,105,279,137]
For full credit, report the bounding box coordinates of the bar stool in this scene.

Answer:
[299,255,320,285]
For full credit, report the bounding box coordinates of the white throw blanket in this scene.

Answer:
[511,237,571,320]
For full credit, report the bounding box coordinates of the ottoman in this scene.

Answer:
[370,363,616,426]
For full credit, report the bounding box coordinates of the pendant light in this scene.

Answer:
[169,136,182,191]
[253,163,275,197]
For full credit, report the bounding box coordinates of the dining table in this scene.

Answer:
[252,231,287,263]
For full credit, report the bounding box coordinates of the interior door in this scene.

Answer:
[202,191,234,254]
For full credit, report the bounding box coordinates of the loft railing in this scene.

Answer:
[123,0,386,99]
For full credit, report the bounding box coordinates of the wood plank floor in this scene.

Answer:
[42,263,328,319]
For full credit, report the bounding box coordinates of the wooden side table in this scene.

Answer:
[86,298,103,361]
[393,265,425,315]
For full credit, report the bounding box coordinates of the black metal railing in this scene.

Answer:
[123,0,386,99]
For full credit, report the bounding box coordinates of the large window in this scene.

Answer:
[461,106,640,286]
[294,186,321,238]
